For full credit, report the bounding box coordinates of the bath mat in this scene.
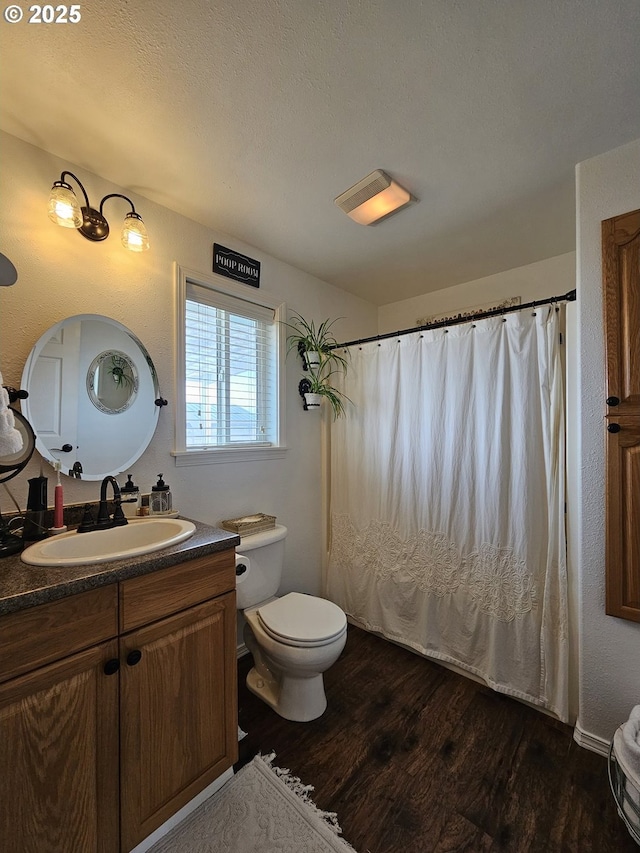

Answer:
[148,753,356,853]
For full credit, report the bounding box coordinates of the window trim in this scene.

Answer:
[172,262,287,465]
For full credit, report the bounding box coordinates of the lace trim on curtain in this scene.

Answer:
[331,513,538,622]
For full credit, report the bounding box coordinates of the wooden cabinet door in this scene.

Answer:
[119,592,238,851]
[602,208,640,418]
[0,640,120,853]
[606,419,640,621]
[603,208,640,621]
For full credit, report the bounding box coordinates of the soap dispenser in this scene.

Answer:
[149,474,172,515]
[120,474,141,518]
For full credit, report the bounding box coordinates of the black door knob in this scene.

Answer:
[103,658,120,676]
[606,396,620,406]
[126,649,143,666]
[607,423,621,433]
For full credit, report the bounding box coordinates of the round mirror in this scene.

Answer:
[87,350,139,414]
[21,315,160,480]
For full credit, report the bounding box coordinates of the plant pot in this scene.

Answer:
[304,351,321,370]
[304,392,322,409]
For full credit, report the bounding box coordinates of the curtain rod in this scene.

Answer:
[331,289,577,350]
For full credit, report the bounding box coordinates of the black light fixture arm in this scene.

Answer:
[59,170,91,208]
[99,193,138,217]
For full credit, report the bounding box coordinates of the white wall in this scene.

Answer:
[0,131,378,599]
[378,253,576,334]
[575,137,640,744]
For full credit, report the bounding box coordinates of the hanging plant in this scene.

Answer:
[283,312,349,373]
[303,360,352,419]
[107,354,134,387]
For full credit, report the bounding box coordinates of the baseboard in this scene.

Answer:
[573,721,611,756]
[237,642,249,658]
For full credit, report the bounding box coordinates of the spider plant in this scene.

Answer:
[305,361,352,419]
[107,354,133,387]
[283,312,349,373]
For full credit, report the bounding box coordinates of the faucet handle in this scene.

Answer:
[77,504,96,534]
[111,498,128,527]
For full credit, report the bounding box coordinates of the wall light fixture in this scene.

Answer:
[48,171,150,252]
[334,169,415,226]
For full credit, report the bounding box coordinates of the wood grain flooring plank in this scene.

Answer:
[431,811,493,853]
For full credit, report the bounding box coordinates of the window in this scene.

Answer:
[173,264,286,464]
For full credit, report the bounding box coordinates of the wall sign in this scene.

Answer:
[213,244,261,287]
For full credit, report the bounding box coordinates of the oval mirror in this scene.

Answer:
[21,315,160,480]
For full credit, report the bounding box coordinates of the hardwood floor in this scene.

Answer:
[237,624,635,853]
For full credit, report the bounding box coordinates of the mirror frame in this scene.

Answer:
[21,314,161,480]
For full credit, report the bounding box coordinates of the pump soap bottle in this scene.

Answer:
[120,474,141,518]
[149,474,172,515]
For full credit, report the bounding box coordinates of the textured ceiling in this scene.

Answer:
[1,0,639,305]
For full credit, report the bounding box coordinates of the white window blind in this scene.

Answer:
[185,282,278,448]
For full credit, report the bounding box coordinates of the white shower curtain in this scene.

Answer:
[327,306,569,721]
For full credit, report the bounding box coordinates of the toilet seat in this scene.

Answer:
[256,592,347,648]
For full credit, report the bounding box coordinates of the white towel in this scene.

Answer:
[613,705,640,829]
[618,705,640,781]
[0,373,23,457]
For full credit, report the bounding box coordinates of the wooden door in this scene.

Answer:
[0,640,120,853]
[603,208,640,621]
[119,593,238,851]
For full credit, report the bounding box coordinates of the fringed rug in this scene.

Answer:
[148,753,356,853]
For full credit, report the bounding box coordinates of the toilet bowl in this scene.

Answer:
[235,525,347,722]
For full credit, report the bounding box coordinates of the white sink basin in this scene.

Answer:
[21,518,196,567]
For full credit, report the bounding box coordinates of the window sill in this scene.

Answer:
[171,446,288,466]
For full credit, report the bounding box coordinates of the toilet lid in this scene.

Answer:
[257,592,347,645]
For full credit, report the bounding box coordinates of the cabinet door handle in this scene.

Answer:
[607,423,621,433]
[606,396,620,406]
[126,650,143,666]
[103,658,120,676]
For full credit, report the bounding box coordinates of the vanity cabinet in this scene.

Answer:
[0,548,237,853]
[602,208,640,621]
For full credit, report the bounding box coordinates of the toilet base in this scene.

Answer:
[245,665,328,722]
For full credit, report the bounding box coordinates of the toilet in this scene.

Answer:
[235,524,347,722]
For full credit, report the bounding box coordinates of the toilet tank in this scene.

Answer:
[235,524,287,610]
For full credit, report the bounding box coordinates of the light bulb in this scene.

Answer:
[121,212,149,252]
[48,182,82,228]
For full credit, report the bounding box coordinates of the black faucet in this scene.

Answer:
[96,476,128,529]
[78,476,128,532]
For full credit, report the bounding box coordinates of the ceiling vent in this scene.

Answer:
[334,170,415,225]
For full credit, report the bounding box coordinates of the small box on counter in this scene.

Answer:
[220,513,276,536]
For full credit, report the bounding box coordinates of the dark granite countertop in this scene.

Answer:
[0,518,240,617]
